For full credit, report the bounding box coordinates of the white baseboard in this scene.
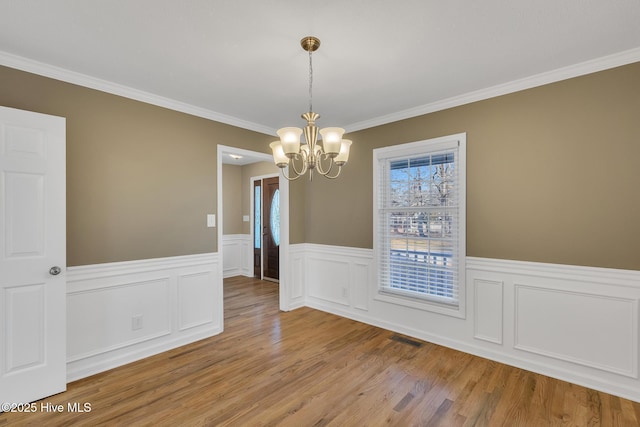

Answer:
[293,243,640,402]
[66,253,222,382]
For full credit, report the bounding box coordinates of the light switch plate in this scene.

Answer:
[243,215,250,222]
[207,214,216,227]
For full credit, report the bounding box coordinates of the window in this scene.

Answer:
[373,133,466,317]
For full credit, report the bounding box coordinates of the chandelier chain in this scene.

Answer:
[308,48,313,113]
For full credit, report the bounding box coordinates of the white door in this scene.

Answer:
[0,106,66,405]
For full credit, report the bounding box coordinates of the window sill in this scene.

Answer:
[375,289,466,319]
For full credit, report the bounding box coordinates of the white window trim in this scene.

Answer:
[373,133,466,319]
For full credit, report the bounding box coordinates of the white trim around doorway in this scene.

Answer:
[216,145,292,312]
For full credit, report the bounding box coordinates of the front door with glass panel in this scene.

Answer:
[253,176,279,281]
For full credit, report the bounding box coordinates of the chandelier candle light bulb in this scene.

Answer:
[270,36,353,180]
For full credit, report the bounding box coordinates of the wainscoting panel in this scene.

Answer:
[178,271,217,331]
[514,284,637,377]
[67,277,172,360]
[289,246,304,300]
[291,244,640,402]
[302,244,374,310]
[473,279,503,344]
[222,234,251,278]
[466,259,640,402]
[66,253,221,382]
[352,261,370,311]
[308,257,350,306]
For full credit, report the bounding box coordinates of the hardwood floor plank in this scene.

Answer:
[1,276,638,426]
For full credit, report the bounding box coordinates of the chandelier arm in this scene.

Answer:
[323,165,343,179]
[280,152,308,181]
[280,167,304,181]
[315,153,334,176]
[289,152,308,176]
[289,157,303,176]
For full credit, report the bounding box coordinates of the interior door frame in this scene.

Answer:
[216,145,291,312]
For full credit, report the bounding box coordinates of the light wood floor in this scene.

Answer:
[2,276,639,426]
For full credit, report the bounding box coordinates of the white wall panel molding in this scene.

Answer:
[287,244,306,310]
[301,244,373,310]
[466,257,640,402]
[466,257,640,290]
[352,261,370,311]
[473,279,504,344]
[177,271,218,332]
[66,253,221,382]
[67,277,172,362]
[308,257,350,306]
[221,234,251,278]
[67,253,217,287]
[240,236,252,277]
[291,245,640,402]
[514,284,638,378]
[303,243,374,260]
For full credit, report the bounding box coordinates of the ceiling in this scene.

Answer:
[1,1,639,137]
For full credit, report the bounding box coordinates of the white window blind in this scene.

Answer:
[375,135,465,310]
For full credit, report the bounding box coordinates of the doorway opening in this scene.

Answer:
[217,145,290,313]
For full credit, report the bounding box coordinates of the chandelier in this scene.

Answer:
[270,36,352,181]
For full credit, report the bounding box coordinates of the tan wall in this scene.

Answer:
[289,178,306,244]
[222,161,278,235]
[0,65,274,266]
[4,61,639,271]
[300,62,640,271]
[222,164,243,234]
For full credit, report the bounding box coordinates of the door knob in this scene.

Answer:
[49,266,61,276]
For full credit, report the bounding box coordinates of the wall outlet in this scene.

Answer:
[132,315,143,331]
[342,288,348,298]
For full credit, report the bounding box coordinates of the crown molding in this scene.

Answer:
[2,47,638,136]
[345,47,640,133]
[0,51,276,136]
